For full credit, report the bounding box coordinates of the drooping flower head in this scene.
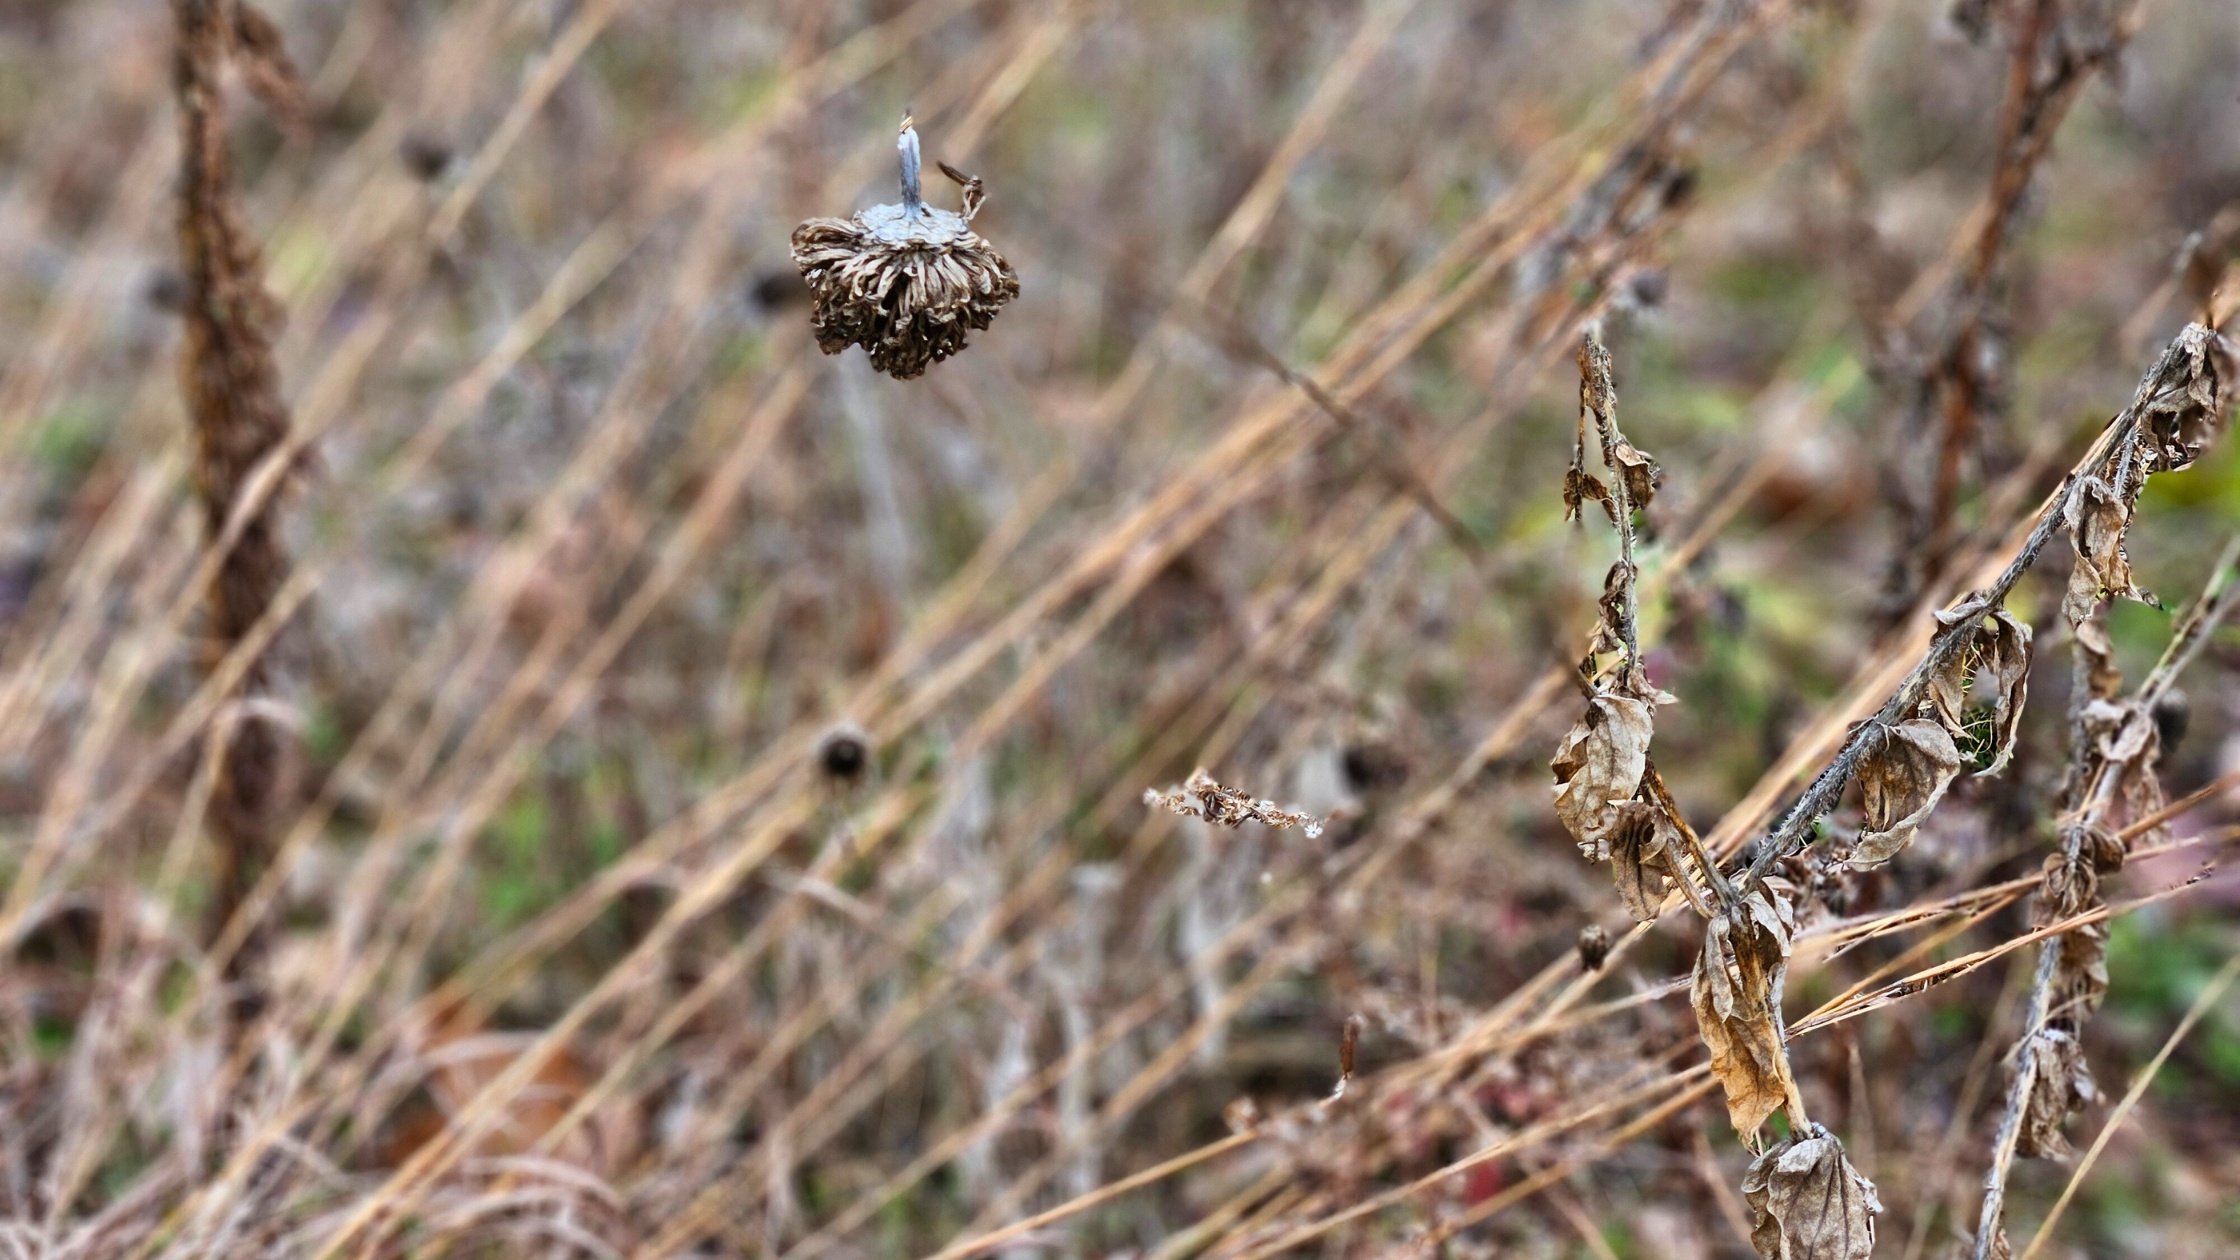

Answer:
[790,114,1020,380]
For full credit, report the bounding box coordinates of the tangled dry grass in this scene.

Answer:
[2,0,2239,1257]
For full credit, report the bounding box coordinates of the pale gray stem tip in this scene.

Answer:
[898,111,923,217]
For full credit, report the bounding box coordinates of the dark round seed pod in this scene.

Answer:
[399,131,454,183]
[2152,688,2189,757]
[816,724,869,783]
[1576,923,1611,972]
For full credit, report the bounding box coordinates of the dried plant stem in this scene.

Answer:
[171,0,299,1008]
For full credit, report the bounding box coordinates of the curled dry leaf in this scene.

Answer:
[1971,609,2031,775]
[1607,435,1662,510]
[1849,717,1962,868]
[2014,1026,2098,1159]
[1144,769,1324,838]
[2074,612,2123,699]
[1551,693,1654,860]
[1925,608,2033,776]
[1692,884,1798,1137]
[1562,465,1615,524]
[2079,697,2168,833]
[1740,1125,1881,1260]
[2062,473,2148,624]
[1606,799,1675,921]
[2135,321,2233,474]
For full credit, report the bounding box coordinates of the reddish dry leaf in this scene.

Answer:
[1563,465,1615,524]
[1551,693,1655,860]
[1740,1126,1881,1260]
[1850,717,1962,868]
[1691,885,1797,1137]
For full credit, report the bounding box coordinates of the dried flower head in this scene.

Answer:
[1143,768,1324,838]
[790,114,1019,380]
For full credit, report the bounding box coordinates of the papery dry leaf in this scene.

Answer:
[1551,693,1654,859]
[2079,697,2168,833]
[1608,435,1661,509]
[1740,1126,1881,1260]
[2074,613,2123,699]
[1925,608,2033,775]
[2062,473,2148,624]
[1692,885,1797,1137]
[2014,1026,2098,1159]
[2135,322,2233,473]
[1850,717,1962,868]
[1564,465,1615,524]
[1607,799,1675,921]
[1972,609,2032,775]
[2081,697,2154,765]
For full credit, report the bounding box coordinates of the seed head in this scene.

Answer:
[790,115,1019,380]
[816,722,870,784]
[1577,923,1611,971]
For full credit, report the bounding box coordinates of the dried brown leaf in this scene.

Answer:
[2014,1027,2098,1159]
[1563,465,1615,524]
[1551,693,1654,860]
[2074,612,2123,699]
[2062,473,2147,624]
[1740,1126,1881,1260]
[1924,608,2033,775]
[1691,885,1797,1137]
[1850,717,1962,868]
[2079,697,2169,833]
[1972,609,2032,775]
[2135,322,2233,473]
[1608,435,1662,509]
[1607,799,1675,921]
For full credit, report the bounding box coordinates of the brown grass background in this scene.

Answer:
[1,0,2238,1255]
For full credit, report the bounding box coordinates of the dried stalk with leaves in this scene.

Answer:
[171,0,305,1008]
[1556,320,2234,1259]
[1553,326,1878,1257]
[1973,534,2240,1254]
